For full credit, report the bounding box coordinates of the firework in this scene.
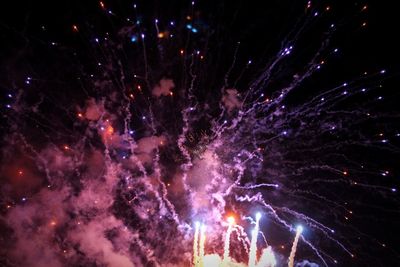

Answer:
[288,226,303,267]
[0,1,398,266]
[222,216,235,264]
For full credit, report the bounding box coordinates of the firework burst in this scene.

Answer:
[0,1,399,266]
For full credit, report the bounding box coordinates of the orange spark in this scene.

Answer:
[106,126,114,134]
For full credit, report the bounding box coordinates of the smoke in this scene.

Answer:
[1,141,139,266]
[152,78,175,97]
[134,135,167,164]
[68,216,134,267]
[221,89,242,112]
[1,1,397,266]
[5,188,68,267]
[82,98,105,121]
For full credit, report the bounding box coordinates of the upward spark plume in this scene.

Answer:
[248,212,262,267]
[288,226,304,267]
[191,214,283,266]
[223,217,235,264]
[199,224,207,267]
[1,1,398,267]
[193,222,200,267]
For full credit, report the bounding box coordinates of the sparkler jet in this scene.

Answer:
[192,213,302,267]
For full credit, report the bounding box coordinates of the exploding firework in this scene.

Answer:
[0,0,399,266]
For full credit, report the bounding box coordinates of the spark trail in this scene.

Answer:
[248,212,262,267]
[0,1,399,267]
[288,226,303,267]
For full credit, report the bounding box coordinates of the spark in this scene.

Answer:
[288,226,303,267]
[193,222,200,267]
[1,2,397,266]
[222,217,235,264]
[248,213,262,267]
[199,224,207,267]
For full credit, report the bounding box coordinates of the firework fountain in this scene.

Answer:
[193,213,282,267]
[0,1,399,267]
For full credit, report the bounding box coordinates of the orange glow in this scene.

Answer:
[106,126,114,134]
[72,25,78,32]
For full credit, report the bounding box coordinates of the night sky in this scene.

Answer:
[1,0,399,266]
